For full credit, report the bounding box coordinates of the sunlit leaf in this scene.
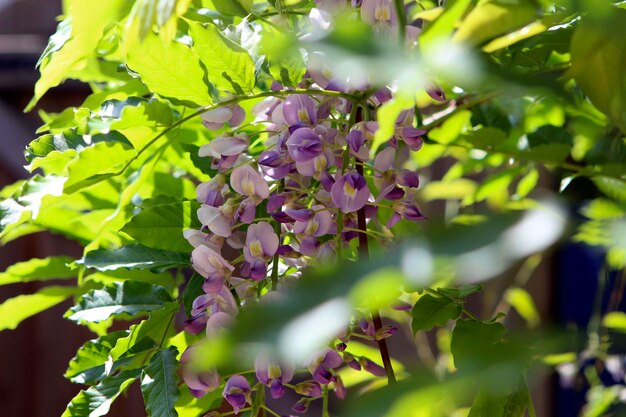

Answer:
[65,331,129,384]
[0,286,79,331]
[66,281,173,323]
[504,288,539,328]
[453,0,537,46]
[110,302,179,360]
[61,370,139,417]
[188,21,256,94]
[127,33,213,107]
[27,0,126,110]
[0,256,75,286]
[79,244,190,272]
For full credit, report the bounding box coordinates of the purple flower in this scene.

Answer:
[201,104,246,130]
[206,311,236,337]
[294,380,323,398]
[286,128,323,162]
[231,165,270,200]
[222,375,251,414]
[343,352,361,371]
[360,358,386,377]
[292,398,310,414]
[293,205,333,237]
[197,203,236,238]
[398,127,425,151]
[196,175,227,207]
[267,193,286,212]
[331,173,370,213]
[307,348,343,384]
[283,95,317,127]
[255,353,294,399]
[375,325,398,340]
[199,133,249,159]
[361,0,397,28]
[180,347,221,398]
[398,170,419,188]
[243,222,279,263]
[427,84,446,102]
[191,246,234,288]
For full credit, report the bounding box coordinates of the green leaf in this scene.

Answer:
[262,27,306,87]
[468,376,530,417]
[411,294,462,334]
[372,94,415,153]
[603,312,626,332]
[120,201,200,252]
[504,288,539,328]
[61,370,139,417]
[189,21,256,94]
[141,347,181,417]
[209,0,252,16]
[182,273,204,316]
[65,331,129,384]
[569,10,626,133]
[79,244,190,272]
[66,281,173,323]
[86,269,178,289]
[429,110,473,145]
[0,256,75,286]
[64,141,136,194]
[127,33,213,107]
[36,17,72,68]
[453,0,537,46]
[25,129,134,173]
[0,286,79,331]
[28,0,126,110]
[437,284,483,299]
[451,319,506,370]
[110,302,179,360]
[419,0,472,47]
[175,388,223,417]
[515,168,539,199]
[593,177,626,204]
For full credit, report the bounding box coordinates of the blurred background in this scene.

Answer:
[0,1,619,416]
[0,0,144,415]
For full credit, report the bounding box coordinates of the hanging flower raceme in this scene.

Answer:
[178,3,436,415]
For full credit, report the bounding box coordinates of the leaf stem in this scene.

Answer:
[322,384,330,417]
[356,153,396,385]
[393,0,406,43]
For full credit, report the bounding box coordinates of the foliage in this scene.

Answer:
[1,0,626,416]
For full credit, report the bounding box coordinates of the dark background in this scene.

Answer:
[0,1,145,415]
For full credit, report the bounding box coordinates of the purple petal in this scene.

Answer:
[230,165,270,199]
[283,95,317,126]
[287,128,323,162]
[294,380,322,398]
[244,221,279,261]
[270,379,285,399]
[398,170,420,188]
[360,358,386,376]
[427,85,446,102]
[331,173,370,213]
[191,245,234,280]
[292,398,310,414]
[284,209,313,222]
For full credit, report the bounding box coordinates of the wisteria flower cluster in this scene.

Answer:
[180,0,441,414]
